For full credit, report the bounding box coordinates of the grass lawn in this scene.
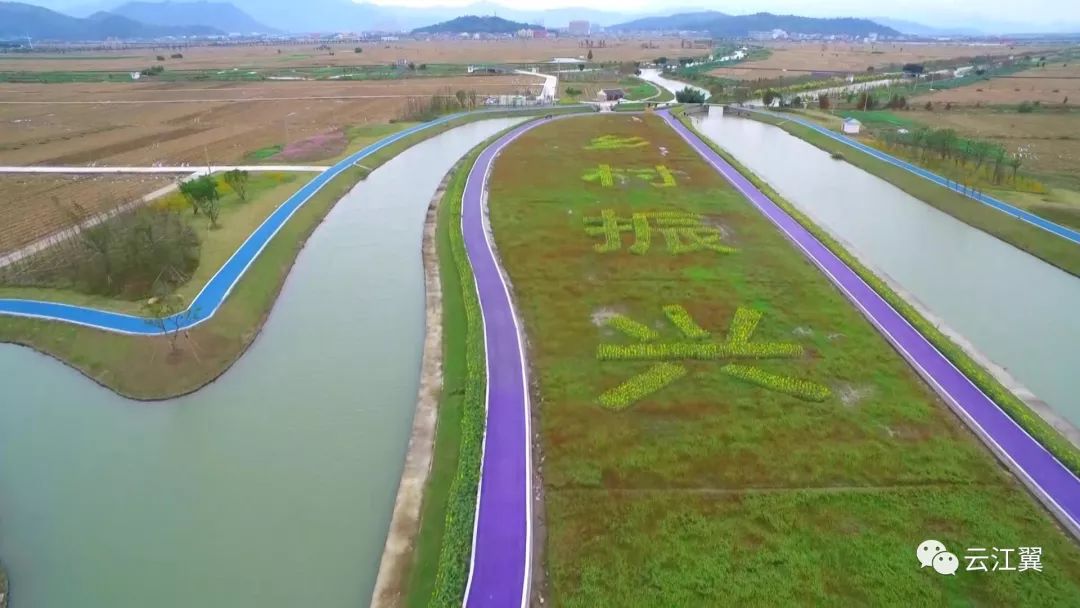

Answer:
[486,114,1080,605]
[751,110,1080,278]
[0,108,583,399]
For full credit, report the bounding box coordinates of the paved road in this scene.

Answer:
[515,69,557,102]
[742,107,1080,245]
[460,118,559,607]
[0,108,557,334]
[659,109,1080,539]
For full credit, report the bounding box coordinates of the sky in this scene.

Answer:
[362,0,1080,30]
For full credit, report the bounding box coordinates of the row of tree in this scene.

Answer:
[178,169,249,229]
[881,127,1023,185]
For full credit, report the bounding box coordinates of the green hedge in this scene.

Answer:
[674,111,1080,478]
[428,134,498,606]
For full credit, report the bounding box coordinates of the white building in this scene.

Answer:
[842,118,862,135]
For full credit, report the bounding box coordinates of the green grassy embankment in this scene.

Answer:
[746,110,1080,278]
[401,134,496,608]
[487,113,1080,605]
[0,108,584,399]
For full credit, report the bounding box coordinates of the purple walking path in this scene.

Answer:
[659,109,1080,539]
[460,119,547,607]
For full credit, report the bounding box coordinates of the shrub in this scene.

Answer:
[599,363,687,409]
[354,47,363,53]
[676,87,706,104]
[605,314,659,341]
[722,364,831,401]
[1018,101,1035,113]
[596,340,802,361]
[663,304,709,339]
[565,86,583,96]
[1,207,199,299]
[629,214,651,255]
[654,165,676,188]
[429,145,491,605]
[156,55,165,61]
[170,53,183,59]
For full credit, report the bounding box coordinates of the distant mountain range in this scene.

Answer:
[610,11,900,37]
[0,1,221,39]
[111,1,275,34]
[413,15,540,35]
[25,0,640,33]
[10,1,1075,37]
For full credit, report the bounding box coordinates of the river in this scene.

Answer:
[691,107,1080,429]
[639,69,711,101]
[0,117,525,608]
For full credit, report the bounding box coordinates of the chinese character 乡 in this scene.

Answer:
[584,209,736,256]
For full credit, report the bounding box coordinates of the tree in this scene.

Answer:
[655,56,668,66]
[587,49,593,61]
[455,89,468,108]
[179,175,221,227]
[902,63,925,75]
[354,47,363,54]
[223,169,250,201]
[676,87,706,104]
[855,91,877,111]
[142,293,188,354]
[1009,153,1023,181]
[578,63,585,71]
[761,89,781,107]
[818,93,831,109]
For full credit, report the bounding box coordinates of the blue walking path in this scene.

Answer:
[743,107,1080,246]
[0,108,553,335]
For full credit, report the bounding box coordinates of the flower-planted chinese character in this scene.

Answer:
[583,210,735,256]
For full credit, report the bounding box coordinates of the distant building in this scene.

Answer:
[533,29,549,39]
[569,20,590,36]
[748,31,771,41]
[842,117,862,135]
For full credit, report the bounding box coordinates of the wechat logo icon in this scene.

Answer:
[918,539,959,575]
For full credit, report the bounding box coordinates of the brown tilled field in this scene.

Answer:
[0,75,539,166]
[0,38,677,72]
[912,64,1080,105]
[711,41,1059,79]
[0,174,175,253]
[901,109,1080,178]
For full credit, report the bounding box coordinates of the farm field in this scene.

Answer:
[911,64,1080,106]
[486,114,1080,604]
[0,173,175,254]
[0,39,681,72]
[710,41,1059,79]
[0,76,539,169]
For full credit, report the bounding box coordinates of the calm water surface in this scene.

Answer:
[693,107,1080,427]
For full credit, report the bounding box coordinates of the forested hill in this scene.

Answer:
[413,15,542,34]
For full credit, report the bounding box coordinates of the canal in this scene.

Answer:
[691,107,1080,430]
[0,117,525,608]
